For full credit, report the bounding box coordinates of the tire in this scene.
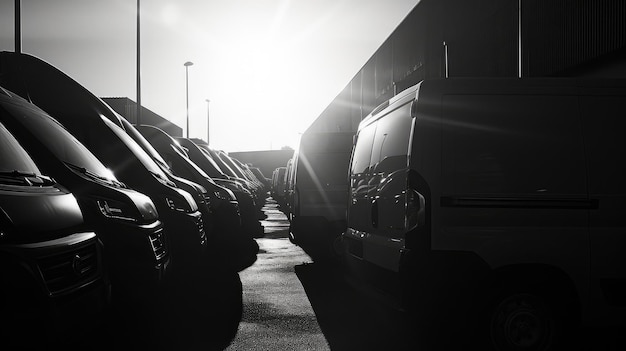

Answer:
[483,287,564,351]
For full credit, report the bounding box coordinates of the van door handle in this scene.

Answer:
[371,198,378,228]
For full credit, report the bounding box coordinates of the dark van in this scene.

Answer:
[175,136,265,237]
[115,116,217,242]
[0,51,207,278]
[271,166,288,207]
[343,77,626,350]
[0,118,108,348]
[287,132,353,260]
[135,125,258,272]
[0,86,168,313]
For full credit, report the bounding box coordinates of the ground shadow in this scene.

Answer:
[295,262,420,351]
[296,262,626,351]
[82,265,244,351]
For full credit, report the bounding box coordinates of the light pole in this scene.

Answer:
[184,61,194,138]
[205,99,210,145]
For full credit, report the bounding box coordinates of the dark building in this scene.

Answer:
[307,0,626,134]
[101,97,183,137]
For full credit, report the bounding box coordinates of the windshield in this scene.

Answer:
[119,118,172,172]
[219,152,248,179]
[197,146,225,175]
[2,100,117,182]
[175,138,225,178]
[0,122,42,175]
[102,117,169,179]
[208,149,238,178]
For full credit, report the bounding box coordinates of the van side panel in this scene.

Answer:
[289,132,353,252]
[581,94,626,324]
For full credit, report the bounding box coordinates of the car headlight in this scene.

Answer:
[96,198,141,222]
[214,188,233,201]
[165,196,190,212]
[165,189,198,213]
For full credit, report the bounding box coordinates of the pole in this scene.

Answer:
[136,0,142,125]
[205,99,210,145]
[15,0,21,53]
[185,65,189,138]
[184,61,193,138]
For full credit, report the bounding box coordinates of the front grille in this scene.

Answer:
[148,227,168,261]
[202,194,212,211]
[38,242,100,296]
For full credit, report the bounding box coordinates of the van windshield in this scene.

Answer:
[0,122,41,176]
[197,146,225,176]
[102,117,169,180]
[3,101,118,183]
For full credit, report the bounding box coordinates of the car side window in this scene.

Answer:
[351,123,377,175]
[369,102,412,175]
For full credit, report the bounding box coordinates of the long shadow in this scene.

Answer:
[81,262,245,351]
[297,261,626,351]
[295,262,420,351]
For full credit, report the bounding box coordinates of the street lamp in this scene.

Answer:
[205,99,210,145]
[184,61,194,138]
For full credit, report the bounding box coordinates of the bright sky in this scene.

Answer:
[0,0,418,152]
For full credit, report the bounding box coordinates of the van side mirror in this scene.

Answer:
[410,100,418,118]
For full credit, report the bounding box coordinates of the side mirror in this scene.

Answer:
[410,100,418,118]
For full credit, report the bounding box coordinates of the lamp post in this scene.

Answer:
[205,99,210,145]
[184,61,194,138]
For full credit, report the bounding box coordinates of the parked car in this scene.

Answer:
[287,132,353,261]
[115,117,218,243]
[230,157,267,194]
[195,142,263,202]
[0,84,169,316]
[175,137,266,237]
[271,166,288,207]
[247,165,271,191]
[0,51,207,281]
[0,117,109,348]
[217,150,265,201]
[343,77,626,350]
[135,125,258,272]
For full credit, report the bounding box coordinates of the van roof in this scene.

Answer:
[358,77,626,131]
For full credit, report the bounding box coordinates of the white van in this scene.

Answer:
[343,77,626,350]
[288,132,353,259]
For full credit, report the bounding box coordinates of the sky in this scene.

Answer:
[0,0,419,152]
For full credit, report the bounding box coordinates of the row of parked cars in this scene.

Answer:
[271,77,626,350]
[0,51,270,348]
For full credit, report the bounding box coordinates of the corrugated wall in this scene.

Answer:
[307,0,626,135]
[523,0,626,76]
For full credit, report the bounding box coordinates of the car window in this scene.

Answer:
[369,102,412,175]
[0,122,41,175]
[350,122,376,175]
[3,100,117,181]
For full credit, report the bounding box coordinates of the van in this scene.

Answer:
[0,120,108,347]
[0,51,207,279]
[135,124,259,272]
[0,85,168,315]
[343,78,626,350]
[272,166,288,208]
[288,132,353,260]
[176,136,266,237]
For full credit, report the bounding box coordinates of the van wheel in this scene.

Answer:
[485,289,560,351]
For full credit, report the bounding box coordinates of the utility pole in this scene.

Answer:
[136,0,142,125]
[184,61,194,138]
[15,0,21,53]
